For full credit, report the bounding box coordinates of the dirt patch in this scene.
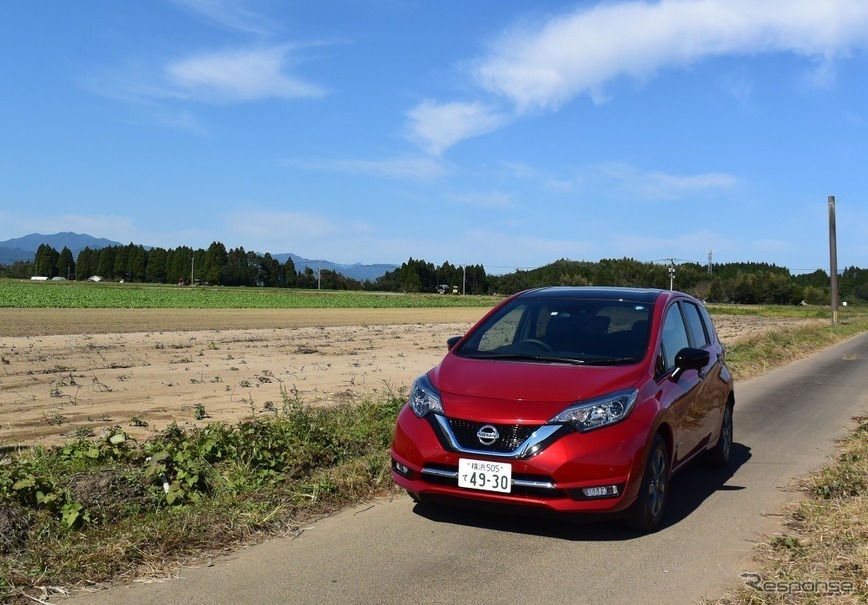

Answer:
[68,469,150,523]
[0,308,488,447]
[0,308,811,447]
[0,504,30,555]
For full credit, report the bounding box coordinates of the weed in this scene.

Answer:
[44,413,66,426]
[70,427,95,439]
[91,374,112,393]
[0,389,407,597]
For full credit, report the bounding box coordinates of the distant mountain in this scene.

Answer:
[0,245,34,265]
[0,232,123,262]
[272,253,397,282]
[0,233,397,282]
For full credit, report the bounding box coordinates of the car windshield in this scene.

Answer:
[455,297,653,365]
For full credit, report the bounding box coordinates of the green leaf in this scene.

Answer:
[12,476,35,490]
[150,450,170,462]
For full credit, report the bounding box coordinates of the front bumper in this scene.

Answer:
[390,405,650,515]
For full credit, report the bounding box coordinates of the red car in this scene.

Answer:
[391,287,734,531]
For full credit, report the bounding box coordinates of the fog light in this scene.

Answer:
[393,460,413,477]
[582,485,620,498]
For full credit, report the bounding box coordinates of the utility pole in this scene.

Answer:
[462,265,466,295]
[829,196,839,325]
[191,256,194,286]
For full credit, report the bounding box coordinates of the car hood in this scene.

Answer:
[429,353,649,424]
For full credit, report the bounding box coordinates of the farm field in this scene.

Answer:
[0,305,819,447]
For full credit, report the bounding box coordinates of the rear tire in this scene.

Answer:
[624,434,669,533]
[706,403,733,469]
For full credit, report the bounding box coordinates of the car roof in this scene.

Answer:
[516,286,668,304]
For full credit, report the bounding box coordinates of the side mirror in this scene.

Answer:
[671,347,710,382]
[447,336,462,351]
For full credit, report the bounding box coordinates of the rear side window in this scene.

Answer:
[698,304,719,344]
[660,305,690,371]
[681,302,710,348]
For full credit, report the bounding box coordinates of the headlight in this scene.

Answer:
[548,389,638,432]
[409,374,444,418]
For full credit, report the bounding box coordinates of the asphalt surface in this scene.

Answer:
[71,332,868,605]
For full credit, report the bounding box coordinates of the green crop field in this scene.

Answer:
[0,279,500,309]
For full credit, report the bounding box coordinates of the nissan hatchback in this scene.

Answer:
[390,287,734,532]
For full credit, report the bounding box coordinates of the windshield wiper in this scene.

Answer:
[464,353,586,365]
[580,357,637,366]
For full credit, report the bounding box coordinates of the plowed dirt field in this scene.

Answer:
[0,308,812,446]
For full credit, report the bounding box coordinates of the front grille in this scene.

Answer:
[447,419,541,453]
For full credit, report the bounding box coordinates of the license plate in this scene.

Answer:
[458,458,512,493]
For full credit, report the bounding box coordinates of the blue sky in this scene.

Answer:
[2,0,867,273]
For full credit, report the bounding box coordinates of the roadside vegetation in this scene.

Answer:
[720,306,868,380]
[0,305,866,603]
[0,388,407,602]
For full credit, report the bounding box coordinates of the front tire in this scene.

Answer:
[625,434,669,533]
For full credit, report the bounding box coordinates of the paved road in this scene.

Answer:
[72,333,868,605]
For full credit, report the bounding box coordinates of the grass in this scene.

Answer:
[723,313,868,380]
[0,279,499,309]
[0,388,406,601]
[706,304,836,319]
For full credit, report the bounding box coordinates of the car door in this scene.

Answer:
[680,300,724,444]
[656,301,706,467]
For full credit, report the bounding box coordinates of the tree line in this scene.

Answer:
[2,242,865,305]
[486,258,866,305]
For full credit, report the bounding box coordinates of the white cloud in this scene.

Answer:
[595,162,737,200]
[503,161,580,193]
[166,46,326,103]
[612,231,729,262]
[406,100,507,156]
[448,192,515,209]
[225,210,339,240]
[752,238,793,254]
[5,215,135,241]
[282,155,448,180]
[473,0,868,112]
[84,44,327,116]
[171,0,275,36]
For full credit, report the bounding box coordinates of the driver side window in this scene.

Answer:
[660,304,690,372]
